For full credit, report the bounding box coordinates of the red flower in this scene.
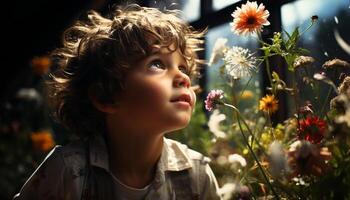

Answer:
[298,116,327,144]
[288,140,331,177]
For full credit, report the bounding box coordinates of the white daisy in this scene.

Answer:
[223,46,257,79]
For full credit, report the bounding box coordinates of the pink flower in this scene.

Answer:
[205,90,224,111]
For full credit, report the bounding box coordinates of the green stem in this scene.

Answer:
[223,103,280,199]
[320,86,333,121]
[239,76,254,99]
[264,57,273,88]
[300,21,316,37]
[266,112,275,140]
[257,31,273,88]
[292,71,301,126]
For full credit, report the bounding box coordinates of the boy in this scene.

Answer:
[14,4,222,200]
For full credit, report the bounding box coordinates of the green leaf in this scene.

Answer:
[285,27,300,50]
[285,54,297,71]
[297,48,311,55]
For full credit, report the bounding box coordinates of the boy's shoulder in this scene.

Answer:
[43,140,88,175]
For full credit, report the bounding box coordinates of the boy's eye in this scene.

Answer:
[148,60,165,71]
[179,65,190,75]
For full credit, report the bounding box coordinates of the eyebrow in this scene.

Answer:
[149,45,161,54]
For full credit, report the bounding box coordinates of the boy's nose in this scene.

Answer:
[173,71,191,88]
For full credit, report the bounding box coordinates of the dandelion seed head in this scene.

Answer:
[223,46,257,79]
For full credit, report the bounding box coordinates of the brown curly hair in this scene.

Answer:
[47,4,206,137]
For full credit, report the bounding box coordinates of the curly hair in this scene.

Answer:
[47,4,206,137]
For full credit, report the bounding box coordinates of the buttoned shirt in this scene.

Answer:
[14,136,222,200]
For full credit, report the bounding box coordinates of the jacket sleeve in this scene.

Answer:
[13,146,67,200]
[200,163,222,200]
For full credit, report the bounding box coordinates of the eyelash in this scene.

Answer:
[148,59,190,75]
[149,60,165,70]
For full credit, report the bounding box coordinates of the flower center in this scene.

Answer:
[266,102,273,108]
[246,16,257,25]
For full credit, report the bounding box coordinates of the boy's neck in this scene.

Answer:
[106,128,164,189]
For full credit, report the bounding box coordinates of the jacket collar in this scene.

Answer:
[88,135,192,173]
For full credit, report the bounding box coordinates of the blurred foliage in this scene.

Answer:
[0,57,56,200]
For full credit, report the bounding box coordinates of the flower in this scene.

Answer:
[298,102,314,116]
[293,56,315,69]
[208,109,227,138]
[30,130,55,152]
[223,46,257,79]
[208,38,228,66]
[218,182,251,200]
[259,94,278,114]
[205,90,224,111]
[228,153,247,168]
[336,108,350,127]
[240,90,254,100]
[288,140,331,176]
[268,141,290,177]
[338,76,350,95]
[236,185,251,200]
[311,15,319,23]
[230,1,270,35]
[219,183,237,200]
[313,72,327,81]
[298,116,327,144]
[322,58,350,69]
[330,94,350,114]
[259,124,284,149]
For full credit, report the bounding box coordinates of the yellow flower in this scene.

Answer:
[260,125,285,149]
[274,124,284,140]
[243,148,249,155]
[231,1,270,35]
[31,130,55,152]
[260,131,273,149]
[259,94,278,114]
[241,90,254,100]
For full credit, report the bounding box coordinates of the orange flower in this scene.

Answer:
[31,56,52,75]
[31,130,55,152]
[231,1,270,35]
[259,94,278,114]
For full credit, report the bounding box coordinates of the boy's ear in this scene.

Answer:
[88,86,119,114]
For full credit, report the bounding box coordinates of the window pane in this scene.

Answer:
[281,0,350,109]
[180,0,200,22]
[282,0,350,59]
[213,0,241,11]
[149,0,200,22]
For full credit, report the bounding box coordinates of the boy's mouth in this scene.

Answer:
[170,93,193,107]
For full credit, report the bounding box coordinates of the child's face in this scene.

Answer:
[114,45,196,133]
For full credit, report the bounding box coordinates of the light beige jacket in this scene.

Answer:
[14,136,222,200]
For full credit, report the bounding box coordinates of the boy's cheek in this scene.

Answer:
[190,89,196,106]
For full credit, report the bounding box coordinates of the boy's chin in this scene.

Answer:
[174,120,191,131]
[166,117,191,132]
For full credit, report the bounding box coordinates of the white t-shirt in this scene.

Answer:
[111,173,153,200]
